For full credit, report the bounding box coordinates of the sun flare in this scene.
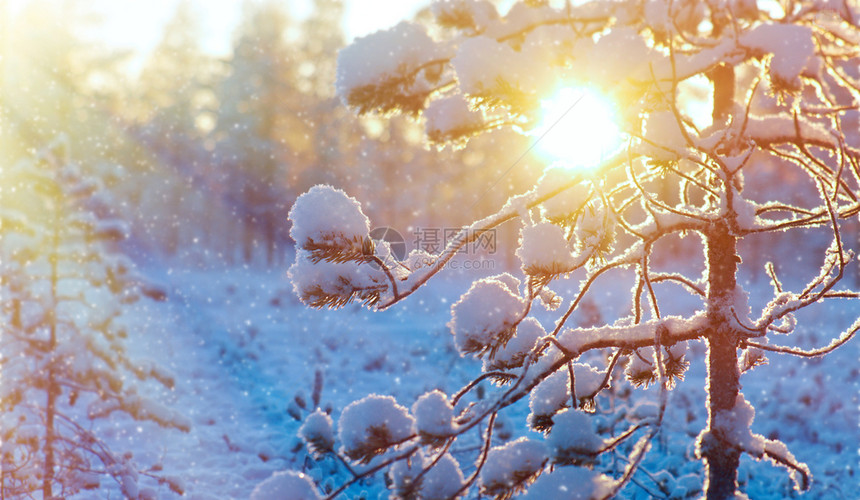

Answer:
[534,88,623,170]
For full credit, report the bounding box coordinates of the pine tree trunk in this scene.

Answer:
[702,224,742,499]
[701,23,742,493]
[43,212,60,499]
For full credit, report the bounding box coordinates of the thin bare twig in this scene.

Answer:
[744,318,859,358]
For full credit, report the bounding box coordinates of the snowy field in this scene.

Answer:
[100,258,859,500]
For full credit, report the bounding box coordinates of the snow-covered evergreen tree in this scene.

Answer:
[0,139,189,498]
[286,1,859,498]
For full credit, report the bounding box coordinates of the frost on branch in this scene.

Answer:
[299,409,335,459]
[411,390,456,446]
[250,471,320,500]
[522,466,613,500]
[338,395,414,463]
[479,437,548,499]
[336,22,445,115]
[389,450,464,500]
[448,276,526,358]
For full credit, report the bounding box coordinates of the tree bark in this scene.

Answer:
[701,18,741,495]
[710,63,735,124]
[702,223,742,500]
[709,9,735,124]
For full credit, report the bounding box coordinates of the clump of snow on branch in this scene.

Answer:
[288,252,388,309]
[338,395,414,463]
[411,390,456,445]
[389,449,464,499]
[643,111,688,161]
[388,453,423,498]
[479,438,548,497]
[522,465,614,499]
[250,471,320,500]
[299,409,335,458]
[336,22,446,114]
[419,453,465,499]
[517,222,578,276]
[484,316,544,371]
[744,114,836,148]
[541,180,591,223]
[431,0,498,32]
[451,35,556,112]
[574,201,615,260]
[424,93,484,144]
[529,363,604,424]
[740,24,816,91]
[288,185,370,259]
[529,370,570,421]
[287,185,393,309]
[714,393,765,457]
[547,410,606,465]
[448,276,526,357]
[578,27,653,87]
[708,393,811,491]
[626,347,657,387]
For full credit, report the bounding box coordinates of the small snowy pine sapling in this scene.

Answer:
[286,1,859,498]
[0,140,190,498]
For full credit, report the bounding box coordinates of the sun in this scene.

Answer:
[534,87,623,170]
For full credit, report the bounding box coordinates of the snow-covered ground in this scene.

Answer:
[111,261,857,499]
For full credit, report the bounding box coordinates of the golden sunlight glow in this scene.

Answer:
[677,74,714,131]
[534,88,623,170]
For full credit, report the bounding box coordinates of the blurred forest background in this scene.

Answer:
[2,0,857,274]
[0,0,542,269]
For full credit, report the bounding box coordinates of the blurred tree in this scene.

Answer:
[132,0,217,257]
[0,140,189,498]
[0,0,128,165]
[212,0,297,264]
